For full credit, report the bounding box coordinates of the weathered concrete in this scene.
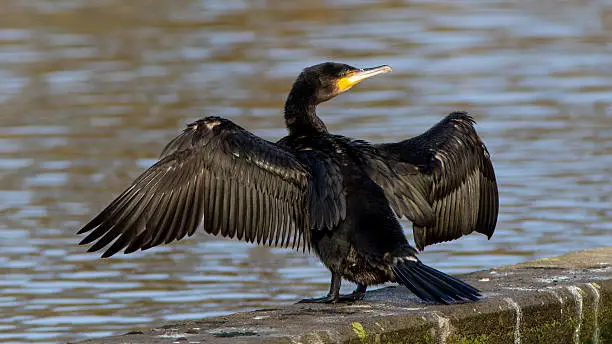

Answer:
[78,247,612,344]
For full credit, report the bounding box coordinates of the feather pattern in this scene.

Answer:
[78,116,319,257]
[276,136,347,232]
[375,112,499,250]
[347,138,433,227]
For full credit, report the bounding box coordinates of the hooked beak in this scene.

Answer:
[337,65,392,92]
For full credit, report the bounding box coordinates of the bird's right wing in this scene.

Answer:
[78,117,313,258]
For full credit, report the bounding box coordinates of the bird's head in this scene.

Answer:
[292,62,392,104]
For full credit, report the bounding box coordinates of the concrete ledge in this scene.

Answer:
[79,247,612,344]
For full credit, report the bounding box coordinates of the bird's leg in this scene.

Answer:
[337,283,367,302]
[297,272,341,303]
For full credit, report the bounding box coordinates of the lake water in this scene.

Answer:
[1,0,612,343]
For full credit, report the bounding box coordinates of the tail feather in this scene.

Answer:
[392,266,439,302]
[393,260,480,304]
[409,265,464,301]
[418,263,480,296]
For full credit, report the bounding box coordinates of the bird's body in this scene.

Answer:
[79,62,498,304]
[279,134,406,290]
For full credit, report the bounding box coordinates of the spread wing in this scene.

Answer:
[78,116,315,258]
[376,112,499,250]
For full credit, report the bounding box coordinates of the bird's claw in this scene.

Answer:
[297,291,365,304]
[296,295,338,304]
[337,291,366,302]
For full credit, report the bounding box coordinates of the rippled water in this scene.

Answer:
[1,0,612,342]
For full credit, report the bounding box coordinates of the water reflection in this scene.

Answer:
[1,0,612,342]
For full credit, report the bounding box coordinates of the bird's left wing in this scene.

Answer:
[78,116,312,257]
[373,112,499,250]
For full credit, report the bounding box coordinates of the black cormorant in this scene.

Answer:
[78,62,498,304]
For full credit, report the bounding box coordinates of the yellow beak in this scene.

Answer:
[336,65,392,92]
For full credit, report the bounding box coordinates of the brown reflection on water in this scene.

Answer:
[1,0,612,342]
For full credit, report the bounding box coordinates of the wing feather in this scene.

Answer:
[78,116,312,257]
[348,139,434,227]
[376,112,499,250]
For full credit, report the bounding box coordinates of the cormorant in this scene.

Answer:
[78,62,498,304]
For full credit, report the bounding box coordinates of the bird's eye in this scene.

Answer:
[339,70,347,77]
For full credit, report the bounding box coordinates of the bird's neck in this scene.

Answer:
[284,88,328,136]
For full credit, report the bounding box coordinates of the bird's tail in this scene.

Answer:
[392,259,480,304]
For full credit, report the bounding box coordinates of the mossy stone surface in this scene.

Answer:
[78,247,612,344]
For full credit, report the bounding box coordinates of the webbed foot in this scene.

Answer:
[337,290,366,302]
[297,295,338,304]
[297,284,367,304]
[297,275,368,304]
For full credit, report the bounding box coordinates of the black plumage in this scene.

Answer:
[78,62,498,304]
